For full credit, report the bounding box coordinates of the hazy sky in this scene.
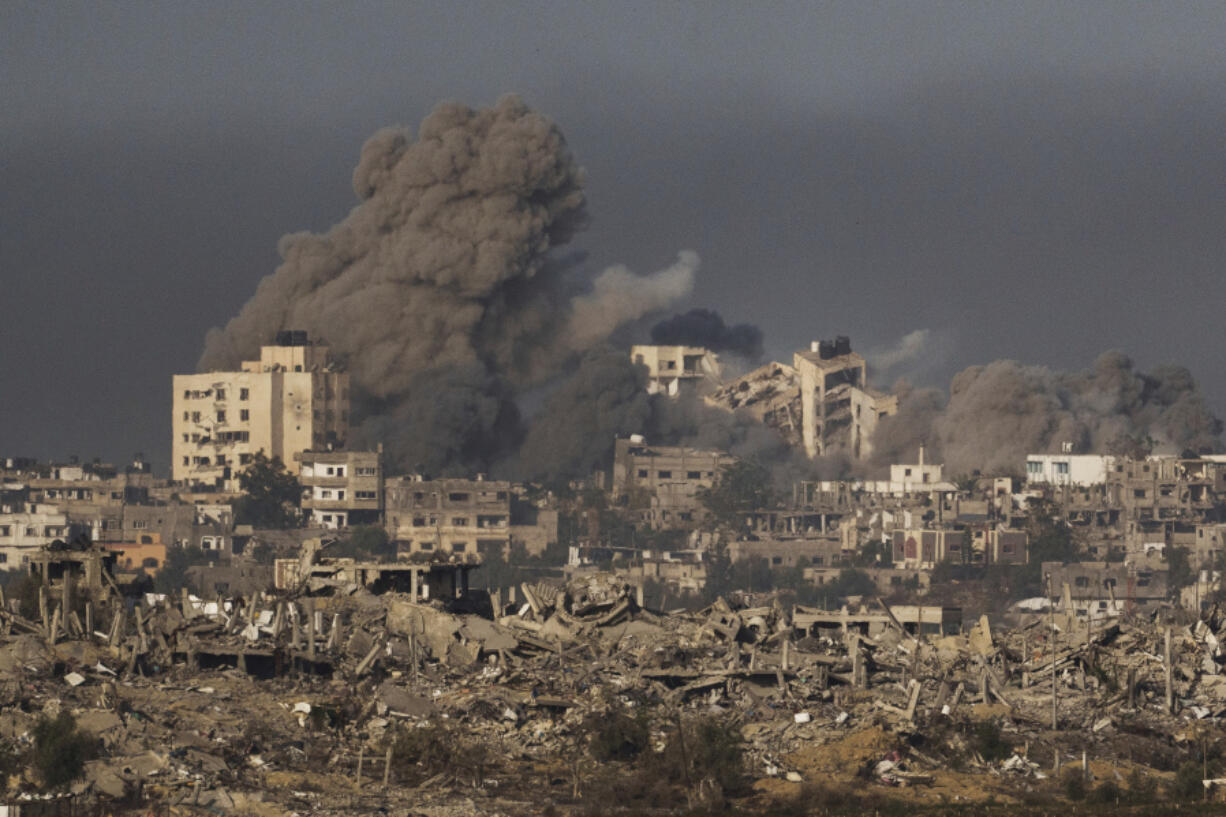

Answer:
[4,2,1226,472]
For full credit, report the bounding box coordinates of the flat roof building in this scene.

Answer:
[630,345,720,397]
[172,332,349,492]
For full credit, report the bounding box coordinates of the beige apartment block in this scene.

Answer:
[297,449,383,529]
[172,332,349,492]
[385,476,511,557]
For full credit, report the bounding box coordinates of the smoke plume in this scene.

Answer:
[198,96,699,476]
[867,329,930,373]
[867,351,1223,475]
[649,308,764,360]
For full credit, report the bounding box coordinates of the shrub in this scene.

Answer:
[1088,779,1121,803]
[1170,759,1206,801]
[970,719,1012,763]
[1126,767,1158,802]
[658,714,747,799]
[30,712,98,789]
[1061,767,1087,801]
[585,703,649,762]
[387,719,491,787]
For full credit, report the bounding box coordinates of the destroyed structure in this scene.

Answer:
[706,337,898,460]
[2,552,1226,813]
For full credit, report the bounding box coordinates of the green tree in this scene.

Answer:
[856,539,892,567]
[1016,494,1079,596]
[1167,545,1193,598]
[155,544,211,594]
[826,568,877,601]
[29,712,98,789]
[233,451,302,529]
[330,525,395,560]
[698,461,775,531]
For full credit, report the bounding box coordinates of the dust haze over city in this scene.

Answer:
[4,3,1226,815]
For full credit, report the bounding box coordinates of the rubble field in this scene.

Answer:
[2,572,1226,816]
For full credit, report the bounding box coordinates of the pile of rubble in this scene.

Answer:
[1,572,1226,813]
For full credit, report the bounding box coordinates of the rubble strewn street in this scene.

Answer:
[4,559,1226,815]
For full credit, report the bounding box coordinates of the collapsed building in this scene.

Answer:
[4,541,1226,813]
[706,337,897,460]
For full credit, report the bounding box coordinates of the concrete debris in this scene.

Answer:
[2,571,1226,812]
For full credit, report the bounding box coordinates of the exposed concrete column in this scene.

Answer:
[1165,627,1174,714]
[410,568,418,603]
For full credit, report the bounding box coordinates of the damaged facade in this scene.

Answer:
[172,331,349,492]
[629,344,721,397]
[705,337,897,460]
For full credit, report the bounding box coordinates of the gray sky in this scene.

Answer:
[4,2,1226,472]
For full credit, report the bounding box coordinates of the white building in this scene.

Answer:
[1024,453,1114,487]
[0,505,70,569]
[172,332,349,492]
[889,446,945,490]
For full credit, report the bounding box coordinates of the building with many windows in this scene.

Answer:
[297,449,383,529]
[171,331,349,492]
[384,476,511,557]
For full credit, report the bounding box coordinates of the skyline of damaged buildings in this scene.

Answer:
[0,324,1223,622]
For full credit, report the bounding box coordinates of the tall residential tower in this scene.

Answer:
[172,332,349,491]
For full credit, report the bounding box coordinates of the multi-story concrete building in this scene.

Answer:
[385,476,511,557]
[1025,452,1114,487]
[630,345,721,397]
[1042,560,1168,617]
[172,331,349,492]
[704,338,894,460]
[1194,523,1226,569]
[297,449,383,529]
[792,337,897,459]
[889,447,946,490]
[0,505,71,569]
[891,524,1027,569]
[611,437,737,529]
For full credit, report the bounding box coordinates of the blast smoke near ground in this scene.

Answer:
[201,97,1223,483]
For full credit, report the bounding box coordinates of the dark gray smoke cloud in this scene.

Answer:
[514,348,653,482]
[514,347,834,486]
[649,308,764,360]
[198,96,697,475]
[867,351,1223,476]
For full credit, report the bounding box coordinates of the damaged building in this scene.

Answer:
[296,448,383,529]
[610,436,737,530]
[384,476,511,558]
[629,344,721,397]
[706,337,897,460]
[172,331,349,493]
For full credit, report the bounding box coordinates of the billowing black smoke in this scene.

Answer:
[198,96,698,476]
[649,308,764,360]
[866,351,1222,476]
